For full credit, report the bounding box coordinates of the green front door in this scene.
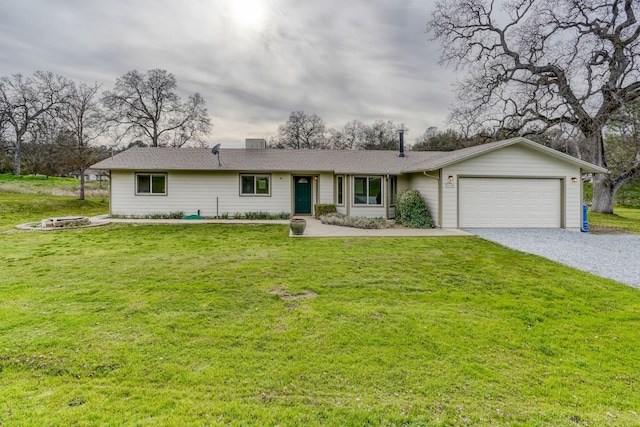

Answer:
[294,176,312,214]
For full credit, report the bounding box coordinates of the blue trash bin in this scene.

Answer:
[581,203,589,232]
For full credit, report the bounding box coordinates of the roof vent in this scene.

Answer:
[246,138,266,149]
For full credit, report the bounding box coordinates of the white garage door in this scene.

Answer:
[459,178,561,228]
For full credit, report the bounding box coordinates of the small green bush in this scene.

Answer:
[320,213,393,229]
[244,211,271,219]
[109,212,185,219]
[395,189,434,229]
[314,204,337,218]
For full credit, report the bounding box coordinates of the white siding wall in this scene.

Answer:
[318,173,334,204]
[110,171,292,217]
[408,173,440,227]
[439,145,582,228]
[397,175,411,192]
[349,205,387,217]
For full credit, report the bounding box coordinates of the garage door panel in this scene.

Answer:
[459,178,561,228]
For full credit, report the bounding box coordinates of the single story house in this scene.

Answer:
[91,137,606,229]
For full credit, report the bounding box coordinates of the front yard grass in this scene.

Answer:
[1,222,640,426]
[589,206,640,234]
[0,173,108,195]
[0,192,108,231]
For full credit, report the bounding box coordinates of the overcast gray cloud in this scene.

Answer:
[0,0,456,147]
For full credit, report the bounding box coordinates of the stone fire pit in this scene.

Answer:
[41,216,90,228]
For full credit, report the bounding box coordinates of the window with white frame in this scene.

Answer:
[354,176,382,205]
[240,174,270,196]
[136,173,167,195]
[336,175,344,206]
[389,176,397,206]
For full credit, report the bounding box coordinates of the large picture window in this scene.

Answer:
[354,176,382,205]
[241,174,270,196]
[336,175,344,206]
[136,173,167,195]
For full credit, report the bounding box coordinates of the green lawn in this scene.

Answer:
[1,195,640,425]
[0,173,108,198]
[0,192,108,231]
[589,207,640,234]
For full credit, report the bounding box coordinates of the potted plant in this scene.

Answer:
[290,217,307,235]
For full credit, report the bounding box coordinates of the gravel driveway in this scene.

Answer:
[467,229,640,288]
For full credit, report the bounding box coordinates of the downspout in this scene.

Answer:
[438,169,443,227]
[108,170,113,217]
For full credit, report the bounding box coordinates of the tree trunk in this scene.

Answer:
[12,145,21,175]
[585,130,616,213]
[591,173,614,213]
[79,168,85,200]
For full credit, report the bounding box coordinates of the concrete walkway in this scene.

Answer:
[291,218,470,237]
[17,215,469,238]
[100,216,469,237]
[100,216,470,237]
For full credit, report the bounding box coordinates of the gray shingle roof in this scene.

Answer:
[91,137,607,174]
[92,147,446,174]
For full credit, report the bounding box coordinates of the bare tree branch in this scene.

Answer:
[102,69,212,147]
[429,0,640,213]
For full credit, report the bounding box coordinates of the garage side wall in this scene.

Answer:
[440,145,582,229]
[110,170,292,217]
[408,173,440,227]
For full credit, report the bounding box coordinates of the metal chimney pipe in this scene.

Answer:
[398,130,405,157]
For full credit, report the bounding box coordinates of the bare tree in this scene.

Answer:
[275,111,328,149]
[329,119,366,150]
[102,69,212,147]
[413,127,469,151]
[604,98,640,192]
[21,116,66,176]
[429,0,640,213]
[60,82,109,199]
[360,120,408,150]
[0,71,72,175]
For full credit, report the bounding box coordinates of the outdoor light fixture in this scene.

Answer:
[571,177,578,183]
[448,175,454,182]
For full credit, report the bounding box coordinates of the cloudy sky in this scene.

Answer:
[0,0,457,148]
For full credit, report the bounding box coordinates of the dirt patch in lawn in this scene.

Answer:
[588,225,633,235]
[270,288,318,301]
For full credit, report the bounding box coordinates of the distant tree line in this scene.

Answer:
[270,112,411,150]
[268,110,600,157]
[0,69,212,199]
